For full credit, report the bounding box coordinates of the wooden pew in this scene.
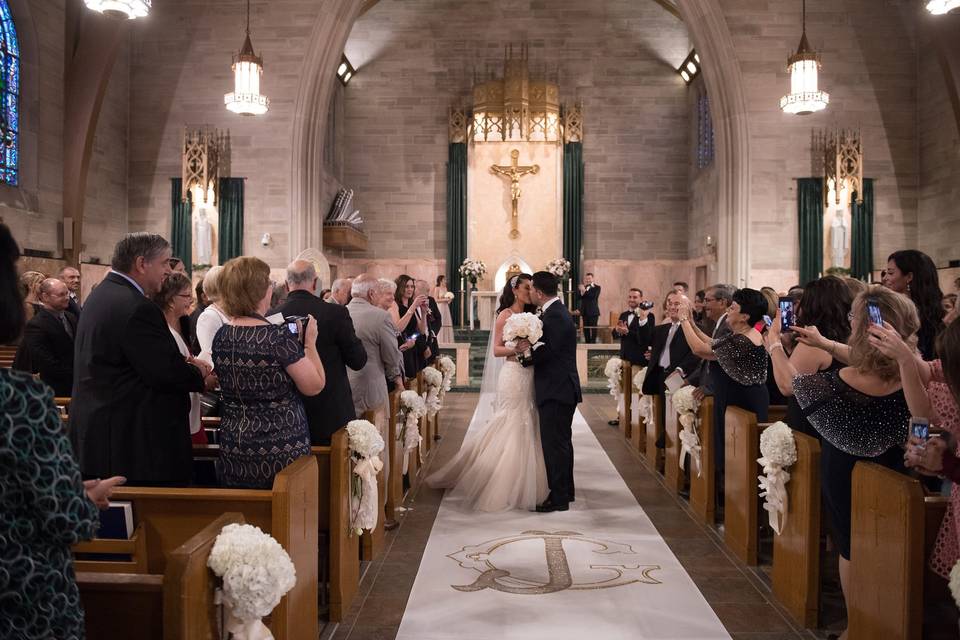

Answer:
[662,393,684,493]
[848,462,951,640]
[768,404,788,424]
[417,371,432,456]
[688,396,715,525]
[77,512,243,640]
[107,456,319,640]
[619,360,633,440]
[0,345,16,368]
[360,408,387,562]
[645,394,664,472]
[771,430,821,628]
[723,406,762,565]
[385,388,404,523]
[631,394,647,455]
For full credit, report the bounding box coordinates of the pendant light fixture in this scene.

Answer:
[925,1,960,14]
[83,0,151,20]
[779,0,829,115]
[224,0,269,116]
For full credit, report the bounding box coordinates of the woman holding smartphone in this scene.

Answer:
[393,274,428,379]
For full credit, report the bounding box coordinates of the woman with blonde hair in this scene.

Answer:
[19,270,45,322]
[195,265,228,366]
[212,257,325,488]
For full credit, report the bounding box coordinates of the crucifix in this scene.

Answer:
[491,149,539,239]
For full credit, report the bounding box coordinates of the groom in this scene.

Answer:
[518,271,582,513]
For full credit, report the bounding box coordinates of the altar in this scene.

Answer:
[468,290,499,330]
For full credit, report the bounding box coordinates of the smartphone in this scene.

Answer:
[762,315,773,328]
[867,299,884,327]
[285,315,309,343]
[778,297,795,332]
[910,416,930,442]
[409,332,420,341]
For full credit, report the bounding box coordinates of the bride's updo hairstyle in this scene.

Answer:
[497,273,532,314]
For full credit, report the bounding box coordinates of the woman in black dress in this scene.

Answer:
[213,257,326,489]
[391,274,428,380]
[771,285,916,639]
[883,249,944,360]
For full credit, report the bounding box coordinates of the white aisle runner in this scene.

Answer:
[396,410,731,640]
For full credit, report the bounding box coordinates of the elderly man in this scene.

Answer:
[14,278,78,397]
[272,260,367,445]
[59,266,82,318]
[70,233,213,486]
[329,278,353,305]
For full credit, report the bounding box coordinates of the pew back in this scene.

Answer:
[662,393,684,493]
[619,360,633,440]
[645,394,663,472]
[688,396,715,525]
[723,406,761,565]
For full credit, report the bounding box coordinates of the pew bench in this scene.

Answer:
[687,396,715,525]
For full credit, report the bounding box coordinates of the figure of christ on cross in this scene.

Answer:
[491,149,539,239]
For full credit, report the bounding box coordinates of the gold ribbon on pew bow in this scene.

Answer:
[351,455,384,533]
[678,412,703,478]
[216,591,275,640]
[757,459,791,535]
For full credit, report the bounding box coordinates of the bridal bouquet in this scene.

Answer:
[757,421,797,535]
[672,385,702,477]
[545,258,572,279]
[207,523,296,640]
[459,258,487,284]
[347,419,385,535]
[398,390,425,473]
[422,366,444,417]
[441,291,455,302]
[503,312,543,360]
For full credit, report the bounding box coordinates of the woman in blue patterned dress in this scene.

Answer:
[0,224,124,639]
[213,257,326,489]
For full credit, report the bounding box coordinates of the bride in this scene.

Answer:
[426,273,549,512]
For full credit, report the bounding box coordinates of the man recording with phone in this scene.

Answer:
[608,288,656,426]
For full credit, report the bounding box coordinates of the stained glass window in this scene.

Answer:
[0,0,18,186]
[697,90,714,170]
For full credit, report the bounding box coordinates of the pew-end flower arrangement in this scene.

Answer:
[633,367,654,429]
[950,560,960,612]
[671,385,702,477]
[438,355,455,394]
[503,312,543,363]
[757,421,798,535]
[397,390,426,474]
[207,523,296,640]
[346,419,385,536]
[604,356,623,403]
[422,366,444,417]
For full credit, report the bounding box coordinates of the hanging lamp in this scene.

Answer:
[926,1,960,14]
[779,0,829,115]
[83,0,150,20]
[224,0,269,116]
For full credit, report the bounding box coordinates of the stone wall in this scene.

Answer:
[343,0,691,261]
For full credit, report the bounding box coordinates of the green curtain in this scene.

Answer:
[797,177,823,286]
[170,178,192,273]
[446,143,467,325]
[850,178,874,281]
[563,142,584,301]
[218,177,244,263]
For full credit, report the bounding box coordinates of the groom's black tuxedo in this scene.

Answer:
[525,298,581,506]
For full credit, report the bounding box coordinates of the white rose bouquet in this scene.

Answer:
[671,384,703,477]
[346,419,385,535]
[503,312,543,360]
[604,357,623,403]
[442,291,455,302]
[422,366,444,417]
[632,367,654,429]
[438,356,455,396]
[757,421,798,535]
[545,258,572,279]
[208,523,296,640]
[397,390,426,474]
[459,258,487,284]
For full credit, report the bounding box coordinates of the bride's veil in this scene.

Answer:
[465,308,502,440]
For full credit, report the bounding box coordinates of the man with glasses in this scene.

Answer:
[693,284,735,402]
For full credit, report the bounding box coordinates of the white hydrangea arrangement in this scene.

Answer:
[346,419,385,535]
[438,356,455,394]
[503,312,543,360]
[632,367,647,394]
[545,258,572,279]
[459,258,487,283]
[757,421,798,535]
[631,367,654,430]
[671,385,703,477]
[422,366,444,418]
[207,523,296,639]
[398,390,426,474]
[604,356,623,404]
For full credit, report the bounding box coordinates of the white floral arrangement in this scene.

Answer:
[459,258,487,283]
[631,367,654,429]
[545,258,572,279]
[346,419,385,535]
[441,291,455,302]
[632,367,647,394]
[604,357,623,404]
[757,421,798,535]
[950,560,960,610]
[437,356,455,397]
[671,385,703,477]
[207,523,296,640]
[397,390,425,474]
[503,312,543,360]
[422,366,444,418]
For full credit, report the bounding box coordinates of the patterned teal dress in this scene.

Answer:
[1,369,99,640]
[212,324,312,489]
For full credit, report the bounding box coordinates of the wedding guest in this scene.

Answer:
[416,278,441,365]
[270,279,288,308]
[610,288,655,426]
[843,276,868,300]
[766,276,852,438]
[330,278,352,305]
[433,274,455,343]
[693,290,708,330]
[883,249,945,360]
[273,260,367,445]
[393,274,428,378]
[0,224,126,640]
[59,265,82,318]
[168,257,188,274]
[213,257,325,489]
[770,286,916,637]
[152,272,203,442]
[691,284,736,402]
[320,288,332,302]
[945,293,957,316]
[673,281,690,295]
[70,233,212,485]
[15,278,78,397]
[378,278,414,386]
[195,265,228,366]
[188,277,209,355]
[578,273,601,343]
[19,269,44,323]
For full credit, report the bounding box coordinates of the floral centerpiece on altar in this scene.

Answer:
[397,390,426,474]
[757,421,798,535]
[459,258,487,285]
[503,312,543,362]
[672,385,702,478]
[346,419,385,536]
[545,258,572,280]
[207,523,297,640]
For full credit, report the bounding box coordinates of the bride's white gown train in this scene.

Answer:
[426,360,548,512]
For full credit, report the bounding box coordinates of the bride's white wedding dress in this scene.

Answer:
[426,357,549,512]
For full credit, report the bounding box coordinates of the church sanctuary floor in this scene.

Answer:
[325,393,815,640]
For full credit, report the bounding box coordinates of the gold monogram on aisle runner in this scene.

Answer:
[448,530,661,595]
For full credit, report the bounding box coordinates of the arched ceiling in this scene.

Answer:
[359,0,681,21]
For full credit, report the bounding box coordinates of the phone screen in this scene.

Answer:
[286,321,299,336]
[762,315,773,328]
[778,297,794,332]
[910,417,929,441]
[867,300,884,327]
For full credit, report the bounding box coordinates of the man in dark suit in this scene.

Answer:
[608,287,655,426]
[15,278,77,397]
[520,271,583,513]
[59,265,83,318]
[578,272,601,343]
[272,260,367,445]
[415,279,442,366]
[70,233,212,486]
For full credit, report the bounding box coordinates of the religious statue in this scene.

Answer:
[491,149,539,239]
[830,208,848,268]
[195,208,213,265]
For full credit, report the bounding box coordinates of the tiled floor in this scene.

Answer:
[326,393,816,640]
